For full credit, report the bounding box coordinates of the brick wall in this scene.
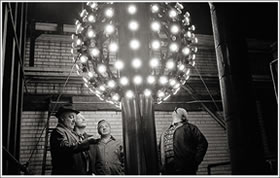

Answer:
[20,111,231,175]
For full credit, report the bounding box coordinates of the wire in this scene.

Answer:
[26,60,77,165]
[194,65,221,111]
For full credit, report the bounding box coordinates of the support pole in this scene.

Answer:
[209,3,266,174]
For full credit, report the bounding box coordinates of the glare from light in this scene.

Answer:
[126,90,134,98]
[128,20,139,31]
[159,76,168,85]
[120,77,129,86]
[105,24,115,34]
[76,39,82,46]
[151,40,161,50]
[178,64,185,71]
[112,93,120,101]
[157,90,165,98]
[87,29,96,38]
[132,58,142,69]
[133,75,143,85]
[88,72,94,78]
[147,75,156,84]
[166,60,175,70]
[182,46,190,56]
[109,42,118,52]
[90,47,100,57]
[174,83,180,89]
[89,2,97,9]
[97,64,106,73]
[169,9,177,18]
[130,39,140,50]
[127,4,137,14]
[108,80,116,88]
[144,89,152,97]
[150,58,159,68]
[151,21,160,32]
[170,25,180,34]
[163,94,171,101]
[99,85,106,91]
[105,8,114,18]
[114,60,124,70]
[169,79,176,86]
[80,55,88,63]
[151,4,159,13]
[169,43,179,52]
[88,14,96,22]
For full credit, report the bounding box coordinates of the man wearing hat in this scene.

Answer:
[50,104,97,175]
[159,107,208,175]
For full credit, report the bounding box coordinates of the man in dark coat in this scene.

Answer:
[159,107,208,175]
[50,105,97,175]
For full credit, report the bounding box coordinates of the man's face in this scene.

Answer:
[98,121,111,136]
[75,114,87,128]
[60,112,76,129]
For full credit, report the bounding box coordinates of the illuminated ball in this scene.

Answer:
[132,58,142,69]
[130,39,140,50]
[97,64,106,73]
[114,60,124,70]
[133,75,143,85]
[151,40,161,50]
[127,4,137,14]
[120,77,129,86]
[147,75,156,84]
[151,21,160,32]
[128,20,139,31]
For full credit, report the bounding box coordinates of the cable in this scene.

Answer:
[194,65,221,111]
[26,60,77,165]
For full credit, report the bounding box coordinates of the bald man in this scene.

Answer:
[159,107,208,175]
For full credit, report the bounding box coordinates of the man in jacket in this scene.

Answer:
[159,107,208,175]
[50,105,96,175]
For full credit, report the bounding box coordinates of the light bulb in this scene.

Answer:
[151,21,160,32]
[144,89,152,97]
[150,58,159,68]
[170,24,180,34]
[108,80,116,88]
[159,76,168,85]
[178,64,185,71]
[114,60,124,70]
[105,24,115,34]
[105,8,114,18]
[97,64,106,73]
[88,14,96,22]
[166,60,175,70]
[126,90,134,98]
[182,47,190,56]
[147,75,155,84]
[157,90,165,98]
[112,93,120,101]
[76,38,82,46]
[120,77,129,86]
[88,72,94,78]
[169,9,177,18]
[80,55,88,63]
[151,40,161,50]
[169,43,178,52]
[133,75,142,85]
[169,79,177,86]
[130,39,140,50]
[132,58,142,69]
[109,42,118,52]
[88,2,97,9]
[87,29,96,38]
[151,4,159,13]
[90,47,100,57]
[99,85,106,91]
[127,4,137,14]
[128,20,139,31]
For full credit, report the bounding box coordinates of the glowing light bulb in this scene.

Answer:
[151,40,161,50]
[120,77,129,86]
[114,60,124,70]
[87,29,96,38]
[151,21,160,32]
[144,89,152,97]
[157,90,165,98]
[133,75,142,85]
[109,42,118,52]
[97,64,106,73]
[151,4,159,13]
[126,90,134,98]
[169,79,177,86]
[80,55,88,63]
[166,60,175,70]
[147,75,155,84]
[108,80,116,88]
[178,64,185,71]
[112,93,120,101]
[150,58,159,68]
[76,38,82,46]
[105,24,115,34]
[159,76,168,85]
[105,8,114,18]
[130,39,140,50]
[170,24,180,34]
[169,43,179,52]
[88,2,97,9]
[169,9,177,18]
[90,47,100,57]
[132,58,142,69]
[88,14,96,22]
[128,20,139,31]
[88,72,94,78]
[182,47,190,56]
[127,4,137,14]
[99,85,106,91]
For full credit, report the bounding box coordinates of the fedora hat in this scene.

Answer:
[55,104,79,118]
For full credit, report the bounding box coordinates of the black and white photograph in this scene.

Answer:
[1,0,279,176]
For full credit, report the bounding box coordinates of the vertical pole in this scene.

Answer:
[209,3,266,174]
